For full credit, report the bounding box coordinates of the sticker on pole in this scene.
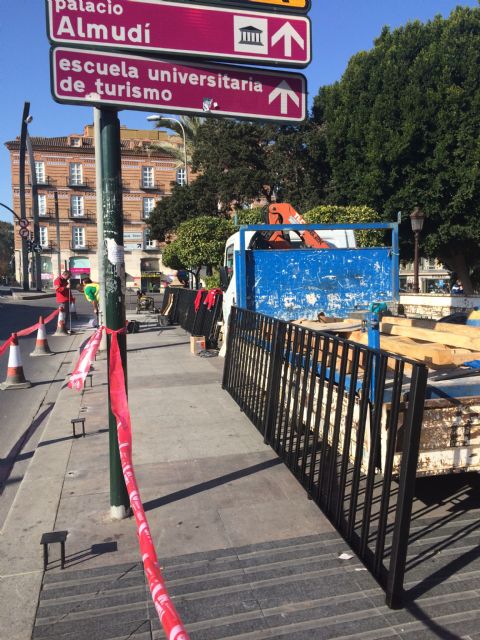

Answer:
[50,47,307,123]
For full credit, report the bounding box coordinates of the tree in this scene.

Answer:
[315,7,480,292]
[148,172,219,241]
[235,207,265,226]
[149,116,205,168]
[303,205,384,247]
[192,119,272,211]
[0,221,13,281]
[265,122,330,212]
[162,216,234,288]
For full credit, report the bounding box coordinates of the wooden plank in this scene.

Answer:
[383,315,480,338]
[380,322,480,350]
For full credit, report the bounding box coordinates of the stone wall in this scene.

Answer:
[399,293,480,320]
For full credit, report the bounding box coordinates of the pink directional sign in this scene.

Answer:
[46,0,311,68]
[51,47,306,122]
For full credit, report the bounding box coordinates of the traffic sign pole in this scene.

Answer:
[19,102,30,292]
[100,109,130,520]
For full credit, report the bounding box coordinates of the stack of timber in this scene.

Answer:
[349,316,480,369]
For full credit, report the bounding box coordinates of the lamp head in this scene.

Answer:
[25,115,33,124]
[409,206,425,233]
[146,115,161,122]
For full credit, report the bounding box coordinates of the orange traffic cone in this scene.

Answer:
[0,334,32,390]
[70,298,77,320]
[30,316,54,357]
[54,305,69,336]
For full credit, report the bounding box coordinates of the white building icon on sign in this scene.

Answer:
[234,16,268,55]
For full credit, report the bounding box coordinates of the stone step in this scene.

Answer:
[32,528,480,640]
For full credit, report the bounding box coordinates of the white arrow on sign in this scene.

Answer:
[271,22,305,58]
[269,80,300,115]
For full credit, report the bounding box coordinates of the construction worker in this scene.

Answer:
[53,269,74,328]
[78,277,100,325]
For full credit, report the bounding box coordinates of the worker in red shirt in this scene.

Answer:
[53,270,74,330]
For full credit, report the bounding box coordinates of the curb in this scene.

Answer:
[0,330,88,640]
[11,291,56,301]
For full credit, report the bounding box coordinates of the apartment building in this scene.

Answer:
[5,125,187,292]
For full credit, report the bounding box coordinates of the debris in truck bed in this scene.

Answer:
[348,316,480,369]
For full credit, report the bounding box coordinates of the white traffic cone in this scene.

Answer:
[70,298,77,320]
[0,333,32,390]
[30,316,54,357]
[54,305,69,336]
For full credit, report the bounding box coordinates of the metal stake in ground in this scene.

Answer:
[100,108,130,520]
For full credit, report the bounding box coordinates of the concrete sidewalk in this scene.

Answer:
[1,324,338,640]
[6,323,480,640]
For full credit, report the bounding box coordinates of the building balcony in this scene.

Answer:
[66,177,92,189]
[144,244,159,251]
[69,242,93,252]
[31,208,56,219]
[39,243,57,253]
[68,209,95,221]
[139,181,162,191]
[29,176,54,188]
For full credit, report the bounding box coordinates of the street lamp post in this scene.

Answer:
[410,206,425,294]
[146,115,188,185]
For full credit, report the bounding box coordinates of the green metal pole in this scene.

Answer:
[100,108,130,519]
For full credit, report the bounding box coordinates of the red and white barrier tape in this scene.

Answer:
[0,308,61,357]
[67,327,104,390]
[0,336,13,359]
[68,326,189,640]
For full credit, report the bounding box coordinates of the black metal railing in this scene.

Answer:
[222,306,428,608]
[68,209,95,220]
[29,176,54,187]
[139,181,162,191]
[31,208,56,219]
[69,242,93,252]
[66,177,92,189]
[161,287,223,348]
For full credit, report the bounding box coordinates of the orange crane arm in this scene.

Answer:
[267,203,331,248]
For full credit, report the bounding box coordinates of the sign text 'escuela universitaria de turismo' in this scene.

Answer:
[47,0,311,67]
[51,47,306,121]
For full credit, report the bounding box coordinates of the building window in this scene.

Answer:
[39,226,48,247]
[71,195,84,217]
[72,227,86,248]
[144,228,155,249]
[143,197,155,220]
[69,163,83,185]
[38,194,47,216]
[35,161,45,183]
[176,168,187,186]
[142,166,154,188]
[70,137,81,147]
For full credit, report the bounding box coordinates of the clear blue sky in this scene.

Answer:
[0,0,477,222]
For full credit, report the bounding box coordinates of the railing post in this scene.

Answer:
[263,320,286,445]
[385,364,428,608]
[222,306,237,390]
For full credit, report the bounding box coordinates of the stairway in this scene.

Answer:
[32,509,480,640]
